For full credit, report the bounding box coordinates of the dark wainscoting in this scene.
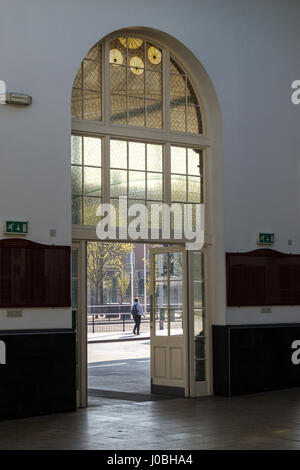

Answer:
[226,249,300,306]
[213,324,300,396]
[0,238,71,308]
[0,330,76,420]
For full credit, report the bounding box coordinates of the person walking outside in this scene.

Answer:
[131,297,145,335]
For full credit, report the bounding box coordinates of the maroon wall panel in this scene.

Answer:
[0,239,71,308]
[226,249,300,306]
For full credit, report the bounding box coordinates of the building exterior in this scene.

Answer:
[0,0,300,420]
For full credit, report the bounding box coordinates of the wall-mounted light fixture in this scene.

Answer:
[0,81,32,105]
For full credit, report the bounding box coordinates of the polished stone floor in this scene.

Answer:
[1,388,300,450]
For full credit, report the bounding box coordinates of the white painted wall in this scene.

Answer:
[0,0,299,327]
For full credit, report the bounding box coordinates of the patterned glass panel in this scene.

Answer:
[128,96,145,126]
[84,137,101,166]
[83,197,101,225]
[171,146,187,174]
[147,201,162,229]
[84,167,101,196]
[110,140,127,169]
[73,65,82,88]
[147,144,162,172]
[86,43,101,60]
[83,60,101,91]
[146,43,162,71]
[110,94,127,124]
[187,78,198,105]
[72,196,82,224]
[71,166,82,195]
[110,169,127,197]
[147,173,163,201]
[146,71,162,99]
[129,171,146,199]
[110,38,127,65]
[83,90,101,120]
[110,65,126,93]
[71,88,82,119]
[187,105,202,134]
[146,100,163,129]
[129,142,145,170]
[171,175,187,202]
[71,136,82,164]
[170,73,186,100]
[170,103,186,132]
[188,177,201,203]
[128,69,144,96]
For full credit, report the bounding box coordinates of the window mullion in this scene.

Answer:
[104,39,110,126]
[164,142,171,205]
[163,49,170,132]
[103,135,110,204]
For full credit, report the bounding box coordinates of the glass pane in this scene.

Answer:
[169,280,183,336]
[170,73,186,100]
[84,137,101,166]
[170,103,186,132]
[86,43,101,60]
[146,71,162,99]
[83,59,101,91]
[155,253,168,280]
[170,57,184,74]
[83,196,101,225]
[72,250,78,277]
[195,359,206,381]
[170,252,182,279]
[194,310,205,336]
[83,90,101,120]
[187,105,202,134]
[128,96,145,127]
[129,171,145,199]
[72,196,82,224]
[187,78,198,105]
[194,280,205,308]
[71,136,82,164]
[110,169,127,197]
[71,166,82,195]
[84,167,101,196]
[128,69,144,96]
[146,100,163,129]
[171,175,186,202]
[171,146,187,174]
[73,65,82,88]
[146,43,162,70]
[71,88,82,119]
[110,140,127,169]
[188,148,202,176]
[110,94,127,124]
[127,38,145,63]
[147,144,162,172]
[193,252,204,280]
[147,173,162,201]
[188,177,201,203]
[129,142,145,170]
[110,38,127,65]
[155,281,168,336]
[110,64,126,93]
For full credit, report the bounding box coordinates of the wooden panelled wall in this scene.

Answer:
[0,238,71,308]
[226,249,300,306]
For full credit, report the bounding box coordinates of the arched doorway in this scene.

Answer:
[70,28,224,406]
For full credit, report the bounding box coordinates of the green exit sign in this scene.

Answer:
[257,233,274,245]
[4,221,28,234]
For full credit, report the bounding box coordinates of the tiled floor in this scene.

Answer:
[1,388,300,450]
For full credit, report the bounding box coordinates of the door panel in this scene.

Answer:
[150,245,189,396]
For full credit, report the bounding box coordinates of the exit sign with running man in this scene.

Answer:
[257,233,274,245]
[4,221,29,234]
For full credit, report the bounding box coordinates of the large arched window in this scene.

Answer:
[71,33,205,235]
